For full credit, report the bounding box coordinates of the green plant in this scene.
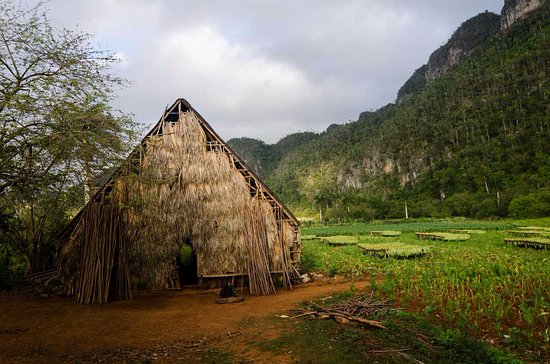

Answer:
[300,218,550,360]
[318,235,358,245]
[436,329,521,364]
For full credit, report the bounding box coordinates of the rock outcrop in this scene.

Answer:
[396,11,501,103]
[397,64,427,104]
[501,0,545,30]
[426,12,501,81]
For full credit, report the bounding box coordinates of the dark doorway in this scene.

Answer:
[178,244,198,286]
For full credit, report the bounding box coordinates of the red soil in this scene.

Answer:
[0,279,368,363]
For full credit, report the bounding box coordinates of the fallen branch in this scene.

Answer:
[291,309,386,330]
[289,311,317,319]
[291,291,393,330]
[371,348,411,353]
[317,311,387,330]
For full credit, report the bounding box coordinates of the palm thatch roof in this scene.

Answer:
[57,98,301,304]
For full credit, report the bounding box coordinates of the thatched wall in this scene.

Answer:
[58,110,299,303]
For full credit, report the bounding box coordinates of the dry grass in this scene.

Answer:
[415,232,470,241]
[58,111,296,302]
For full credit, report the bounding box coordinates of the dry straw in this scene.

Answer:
[58,110,297,303]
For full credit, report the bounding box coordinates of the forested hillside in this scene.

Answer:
[229,1,550,220]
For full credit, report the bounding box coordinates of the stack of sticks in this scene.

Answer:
[25,270,57,285]
[277,220,293,290]
[245,206,276,295]
[291,291,393,330]
[328,291,395,318]
[70,202,131,304]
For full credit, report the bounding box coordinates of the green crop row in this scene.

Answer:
[300,218,550,359]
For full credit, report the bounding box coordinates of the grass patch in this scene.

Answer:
[300,218,550,361]
[301,240,369,277]
[256,290,520,363]
[302,218,514,236]
[255,318,368,364]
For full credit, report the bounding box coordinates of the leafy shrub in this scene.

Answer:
[0,247,26,290]
[473,196,501,219]
[409,198,442,218]
[347,205,377,221]
[509,189,550,218]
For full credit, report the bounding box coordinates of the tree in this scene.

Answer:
[0,0,135,196]
[0,0,137,274]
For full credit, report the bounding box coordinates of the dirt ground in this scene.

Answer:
[0,279,369,363]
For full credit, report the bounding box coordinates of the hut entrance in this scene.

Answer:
[177,244,198,286]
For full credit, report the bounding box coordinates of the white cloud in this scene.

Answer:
[41,0,504,143]
[116,25,335,141]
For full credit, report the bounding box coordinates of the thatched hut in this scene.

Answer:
[57,98,301,304]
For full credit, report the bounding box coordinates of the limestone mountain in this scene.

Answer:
[501,0,545,29]
[228,0,550,219]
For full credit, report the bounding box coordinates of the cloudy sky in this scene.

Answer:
[43,0,503,143]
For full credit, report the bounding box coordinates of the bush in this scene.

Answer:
[0,247,26,290]
[347,205,377,221]
[446,192,477,217]
[409,198,442,218]
[473,196,500,219]
[508,189,550,218]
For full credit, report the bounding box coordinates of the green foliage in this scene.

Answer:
[225,137,274,178]
[0,184,82,273]
[508,189,550,218]
[255,318,369,364]
[0,1,137,274]
[369,230,401,237]
[301,219,550,360]
[317,235,358,245]
[0,244,26,290]
[233,4,550,221]
[179,245,193,265]
[357,242,432,258]
[301,240,368,277]
[303,218,513,236]
[260,291,519,363]
[0,0,136,196]
[435,329,521,364]
[428,11,501,77]
[397,64,427,100]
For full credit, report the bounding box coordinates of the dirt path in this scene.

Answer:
[0,279,367,363]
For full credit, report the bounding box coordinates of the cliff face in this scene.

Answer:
[396,65,427,103]
[426,12,501,81]
[398,0,546,99]
[501,0,545,30]
[397,12,501,103]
